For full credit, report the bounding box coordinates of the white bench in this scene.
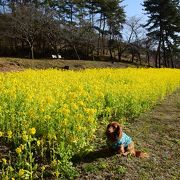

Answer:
[52,54,62,59]
[52,55,57,58]
[58,54,62,59]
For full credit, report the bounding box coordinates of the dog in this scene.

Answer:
[106,121,149,158]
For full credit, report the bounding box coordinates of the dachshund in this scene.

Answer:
[106,121,149,158]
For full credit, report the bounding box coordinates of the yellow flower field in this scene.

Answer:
[0,68,180,178]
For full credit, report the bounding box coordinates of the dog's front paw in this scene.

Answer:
[117,150,124,156]
[116,152,127,157]
[122,152,128,156]
[117,149,123,154]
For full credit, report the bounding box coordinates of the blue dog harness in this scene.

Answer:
[107,132,132,149]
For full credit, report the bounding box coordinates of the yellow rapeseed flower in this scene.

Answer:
[51,159,57,166]
[20,144,25,150]
[1,68,180,168]
[18,169,25,176]
[55,170,60,177]
[45,115,51,120]
[78,101,84,106]
[61,107,70,115]
[40,108,45,112]
[71,103,78,110]
[37,140,41,146]
[41,165,46,171]
[0,131,3,137]
[22,134,28,141]
[16,147,22,154]
[7,130,12,139]
[2,158,7,165]
[61,118,68,126]
[75,114,83,120]
[29,127,36,135]
[69,135,78,143]
[9,166,14,172]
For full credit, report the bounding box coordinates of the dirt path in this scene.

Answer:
[75,90,180,180]
[0,61,23,72]
[0,58,137,72]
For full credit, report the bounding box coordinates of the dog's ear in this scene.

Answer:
[105,129,109,137]
[105,124,110,137]
[116,124,123,138]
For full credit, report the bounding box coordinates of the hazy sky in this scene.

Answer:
[122,0,147,19]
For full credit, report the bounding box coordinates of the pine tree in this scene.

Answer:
[143,0,180,67]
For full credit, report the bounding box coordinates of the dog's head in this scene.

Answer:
[106,121,123,141]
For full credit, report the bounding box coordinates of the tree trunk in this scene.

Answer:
[118,50,122,61]
[109,48,113,60]
[73,45,80,60]
[31,45,34,59]
[156,39,161,68]
[97,13,103,56]
[155,49,158,68]
[2,3,6,14]
[117,42,125,62]
[158,22,163,68]
[91,3,95,25]
[138,53,141,65]
[92,50,95,61]
[162,35,167,67]
[70,4,73,23]
[102,15,106,55]
[165,35,174,68]
[156,21,163,68]
[131,51,134,63]
[113,51,116,59]
[146,51,150,66]
[167,44,174,68]
[170,56,174,68]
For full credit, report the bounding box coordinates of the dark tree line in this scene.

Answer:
[0,0,125,60]
[0,0,179,68]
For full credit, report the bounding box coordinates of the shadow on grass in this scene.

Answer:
[72,146,115,164]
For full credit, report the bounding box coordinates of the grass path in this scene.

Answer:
[75,90,180,180]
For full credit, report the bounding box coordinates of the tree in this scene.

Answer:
[9,4,53,59]
[0,0,126,60]
[61,20,97,60]
[143,0,180,68]
[106,0,125,59]
[116,16,144,62]
[91,0,125,56]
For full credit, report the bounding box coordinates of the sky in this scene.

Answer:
[121,0,148,40]
[122,0,147,20]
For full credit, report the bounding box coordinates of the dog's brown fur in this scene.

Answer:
[106,122,149,158]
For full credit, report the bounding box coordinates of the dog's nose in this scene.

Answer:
[107,128,113,133]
